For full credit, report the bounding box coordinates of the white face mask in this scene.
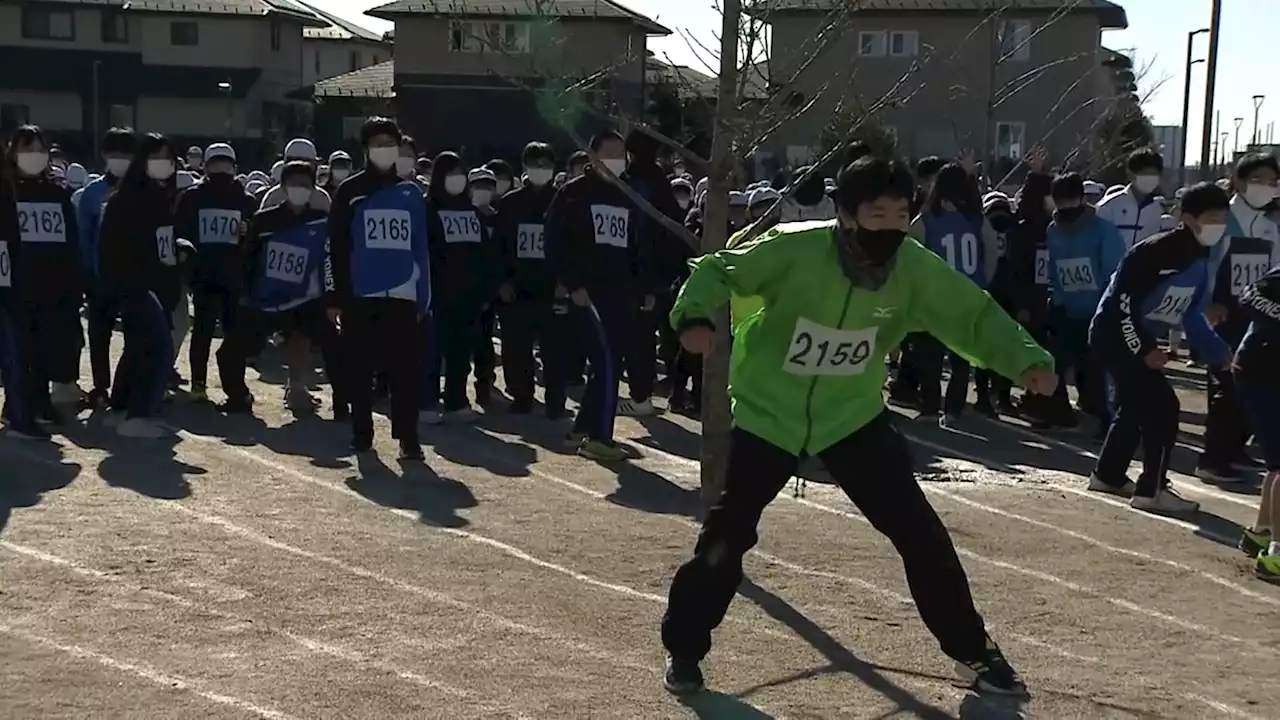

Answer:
[105,157,130,177]
[525,168,553,187]
[15,152,49,176]
[1132,174,1160,195]
[367,146,398,171]
[285,186,312,207]
[331,168,350,182]
[676,195,691,210]
[443,174,467,196]
[599,158,627,176]
[470,189,493,207]
[395,157,415,177]
[1195,222,1226,247]
[1244,183,1277,208]
[147,159,175,181]
[495,180,511,195]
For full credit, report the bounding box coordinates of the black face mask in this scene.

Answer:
[1055,206,1086,223]
[835,226,903,290]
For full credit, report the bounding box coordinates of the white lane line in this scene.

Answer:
[1185,694,1269,720]
[0,621,300,720]
[0,541,504,708]
[637,443,1272,657]
[974,416,1262,510]
[0,442,652,674]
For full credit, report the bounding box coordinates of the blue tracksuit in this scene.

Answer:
[1046,211,1126,321]
[326,180,431,312]
[248,217,328,309]
[77,174,115,278]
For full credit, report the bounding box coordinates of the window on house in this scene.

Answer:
[350,50,359,72]
[888,31,918,58]
[858,30,886,57]
[995,122,1026,161]
[170,21,199,46]
[21,8,75,40]
[1,104,31,132]
[102,10,128,43]
[449,20,529,53]
[270,20,281,51]
[998,19,1031,61]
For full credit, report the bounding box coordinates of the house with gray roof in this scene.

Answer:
[296,0,392,88]
[758,0,1129,174]
[362,0,670,162]
[0,0,325,163]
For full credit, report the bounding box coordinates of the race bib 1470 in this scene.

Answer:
[264,242,310,284]
[16,202,66,244]
[784,318,878,376]
[591,205,628,248]
[198,208,242,245]
[364,209,412,250]
[516,223,545,259]
[0,241,10,288]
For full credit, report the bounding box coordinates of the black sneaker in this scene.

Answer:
[974,397,998,418]
[1196,463,1244,484]
[332,403,351,422]
[219,394,255,414]
[663,655,705,695]
[955,640,1026,696]
[398,441,424,461]
[507,399,533,415]
[350,437,373,453]
[84,388,110,410]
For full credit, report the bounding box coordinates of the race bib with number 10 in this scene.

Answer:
[784,318,878,376]
[0,241,10,288]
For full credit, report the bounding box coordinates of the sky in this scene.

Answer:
[312,0,1278,164]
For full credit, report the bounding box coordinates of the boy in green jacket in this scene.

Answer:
[660,157,1057,697]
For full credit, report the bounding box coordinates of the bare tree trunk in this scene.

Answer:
[698,0,742,507]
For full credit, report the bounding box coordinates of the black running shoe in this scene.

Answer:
[398,441,424,461]
[956,640,1026,696]
[350,437,373,453]
[663,655,705,695]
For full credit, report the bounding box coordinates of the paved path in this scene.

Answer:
[1,344,1276,719]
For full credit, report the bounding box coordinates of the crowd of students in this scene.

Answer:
[1,119,1278,698]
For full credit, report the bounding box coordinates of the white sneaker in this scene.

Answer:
[445,408,479,424]
[617,398,658,417]
[1131,488,1199,514]
[116,418,170,439]
[1088,474,1136,497]
[419,409,443,425]
[51,382,84,406]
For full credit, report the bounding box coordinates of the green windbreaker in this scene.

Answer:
[671,219,1054,455]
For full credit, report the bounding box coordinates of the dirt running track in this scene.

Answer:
[1,338,1276,720]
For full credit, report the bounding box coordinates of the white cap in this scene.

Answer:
[248,170,270,183]
[1082,180,1105,196]
[329,150,351,162]
[66,163,88,188]
[728,190,748,207]
[748,187,780,207]
[245,179,267,194]
[205,142,236,164]
[671,177,692,192]
[468,167,496,184]
[1158,213,1178,230]
[176,171,197,190]
[270,160,285,183]
[283,138,318,161]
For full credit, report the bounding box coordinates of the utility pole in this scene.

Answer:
[1179,29,1208,185]
[1198,0,1223,180]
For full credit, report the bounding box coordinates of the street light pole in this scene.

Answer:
[1219,132,1229,173]
[1233,116,1243,158]
[1180,28,1209,184]
[1252,94,1265,146]
[1198,0,1223,180]
[217,81,233,136]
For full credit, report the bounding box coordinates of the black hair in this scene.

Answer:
[484,158,514,180]
[281,159,316,184]
[589,131,624,152]
[915,156,946,181]
[625,128,659,162]
[835,157,915,215]
[1050,172,1085,200]
[844,141,873,166]
[790,165,828,206]
[359,116,401,148]
[6,125,50,178]
[116,132,177,198]
[926,162,981,218]
[1126,148,1163,174]
[567,150,589,169]
[398,133,418,156]
[521,141,555,166]
[426,151,462,202]
[1179,181,1230,217]
[1234,152,1280,180]
[102,127,137,156]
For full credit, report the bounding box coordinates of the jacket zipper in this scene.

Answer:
[799,284,856,455]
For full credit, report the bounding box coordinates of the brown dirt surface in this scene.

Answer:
[1,338,1276,720]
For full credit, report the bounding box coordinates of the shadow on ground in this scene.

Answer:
[0,440,80,533]
[346,450,477,528]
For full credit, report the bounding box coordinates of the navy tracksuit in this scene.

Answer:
[546,171,652,444]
